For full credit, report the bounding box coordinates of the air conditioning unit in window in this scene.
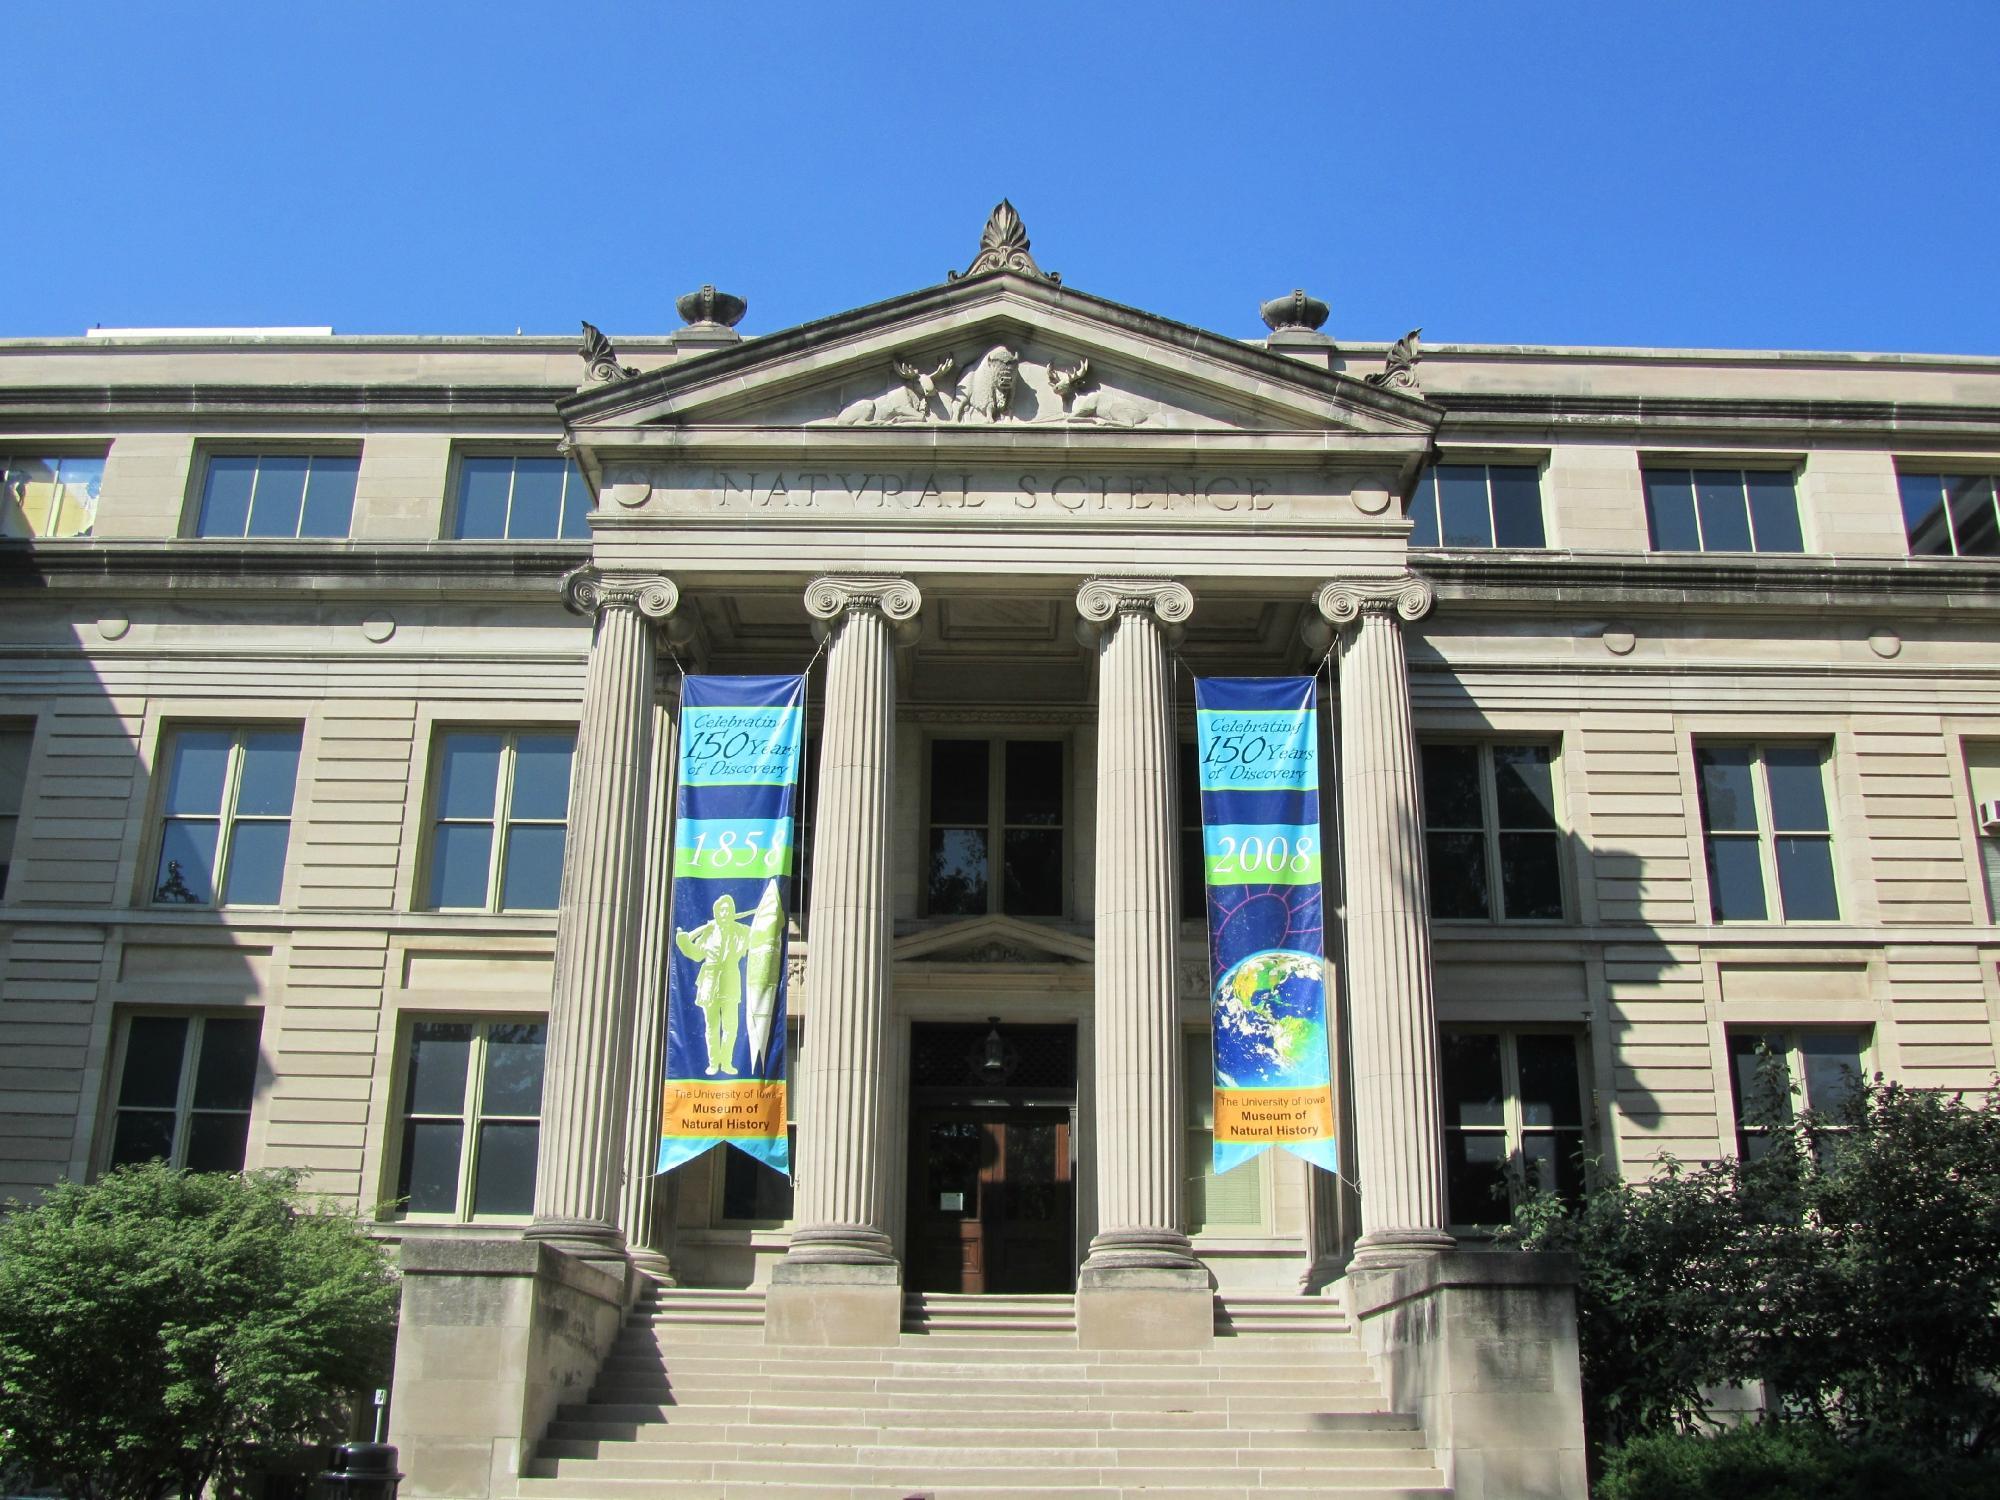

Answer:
[1979,800,2000,834]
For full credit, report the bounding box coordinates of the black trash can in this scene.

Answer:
[318,1442,401,1500]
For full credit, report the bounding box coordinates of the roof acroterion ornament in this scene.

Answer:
[950,200,1059,284]
[1259,289,1330,334]
[1364,327,1424,395]
[675,285,748,330]
[578,320,638,386]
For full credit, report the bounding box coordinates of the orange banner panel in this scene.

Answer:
[1213,1087,1335,1144]
[661,1080,787,1138]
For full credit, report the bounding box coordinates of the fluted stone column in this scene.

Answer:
[618,673,684,1282]
[1074,577,1212,1350]
[1316,574,1455,1268]
[526,568,678,1270]
[767,574,921,1347]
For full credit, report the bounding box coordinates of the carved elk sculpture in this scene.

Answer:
[835,354,957,425]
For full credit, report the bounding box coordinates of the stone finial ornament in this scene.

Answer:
[951,200,1059,283]
[1365,328,1424,394]
[578,321,638,385]
[1260,289,1331,334]
[675,285,748,329]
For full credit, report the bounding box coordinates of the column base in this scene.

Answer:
[522,1218,628,1276]
[1081,1226,1201,1272]
[1076,1261,1214,1350]
[1350,1227,1456,1271]
[766,1257,903,1347]
[627,1249,676,1288]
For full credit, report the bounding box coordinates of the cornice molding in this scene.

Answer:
[1412,551,2000,615]
[0,385,569,423]
[0,539,585,600]
[1433,391,2000,442]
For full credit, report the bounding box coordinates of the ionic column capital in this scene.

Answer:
[804,574,923,644]
[561,566,680,621]
[1074,576,1193,645]
[1313,573,1434,628]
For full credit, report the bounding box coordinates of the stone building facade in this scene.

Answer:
[5,209,2000,1496]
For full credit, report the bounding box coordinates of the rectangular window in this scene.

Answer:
[720,1021,800,1224]
[1184,1030,1265,1234]
[425,729,575,911]
[452,455,591,540]
[1899,472,2000,558]
[0,725,31,897]
[194,453,358,539]
[2,454,104,539]
[1695,742,1838,922]
[926,737,1065,918]
[1408,463,1546,549]
[1643,468,1803,554]
[151,726,302,907]
[1965,744,2000,920]
[394,1019,545,1219]
[1728,1028,1867,1160]
[1420,741,1565,921]
[1441,1029,1587,1227]
[106,1012,262,1173]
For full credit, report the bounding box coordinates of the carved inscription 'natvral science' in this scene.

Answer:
[629,468,1361,519]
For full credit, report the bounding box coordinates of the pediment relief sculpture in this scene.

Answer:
[825,345,1165,429]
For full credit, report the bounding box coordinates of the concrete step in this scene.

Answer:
[592,1368,1388,1396]
[524,1472,1448,1496]
[540,1422,1427,1451]
[520,1489,1452,1500]
[903,1292,1077,1336]
[534,1437,1442,1468]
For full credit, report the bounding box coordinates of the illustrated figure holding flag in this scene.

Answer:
[676,893,754,1075]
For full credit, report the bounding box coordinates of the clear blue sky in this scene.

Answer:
[6,3,1997,354]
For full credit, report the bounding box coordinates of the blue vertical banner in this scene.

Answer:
[656,674,805,1177]
[1193,676,1338,1176]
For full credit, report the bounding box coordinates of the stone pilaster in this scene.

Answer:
[767,574,921,1346]
[1316,574,1455,1268]
[617,674,682,1282]
[526,568,677,1270]
[1074,577,1212,1349]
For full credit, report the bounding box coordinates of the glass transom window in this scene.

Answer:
[1408,463,1546,549]
[453,455,591,540]
[194,453,358,538]
[927,737,1065,918]
[1643,468,1803,553]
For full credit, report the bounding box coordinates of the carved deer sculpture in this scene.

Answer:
[835,355,957,425]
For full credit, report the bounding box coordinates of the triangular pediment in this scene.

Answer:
[893,913,1093,966]
[560,273,1436,443]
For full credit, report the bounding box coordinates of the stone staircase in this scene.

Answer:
[515,1285,1449,1500]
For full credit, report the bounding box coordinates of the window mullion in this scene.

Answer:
[502,463,519,542]
[1739,470,1759,552]
[172,1018,203,1167]
[1481,747,1504,921]
[988,736,1004,915]
[1752,749,1782,918]
[459,1026,487,1219]
[490,737,516,911]
[213,736,245,903]
[1483,467,1499,548]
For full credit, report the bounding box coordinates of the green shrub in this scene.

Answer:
[1596,1424,2000,1500]
[0,1163,398,1500]
[1505,1071,2000,1460]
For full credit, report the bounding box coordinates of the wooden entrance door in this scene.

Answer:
[907,1107,1074,1294]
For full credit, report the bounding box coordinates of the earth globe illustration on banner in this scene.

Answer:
[1212,949,1328,1089]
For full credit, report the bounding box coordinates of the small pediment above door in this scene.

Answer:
[894,914,1093,966]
